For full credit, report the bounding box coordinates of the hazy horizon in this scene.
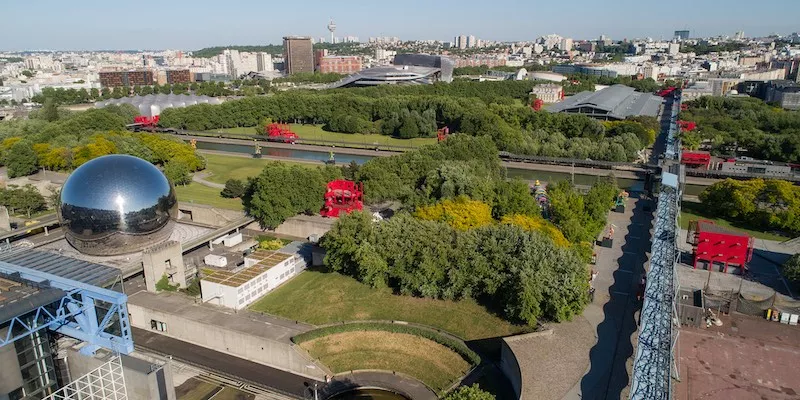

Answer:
[2,0,798,51]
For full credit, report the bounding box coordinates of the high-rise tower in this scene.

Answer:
[327,19,336,44]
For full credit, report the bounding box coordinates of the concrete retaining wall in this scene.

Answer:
[273,215,335,239]
[177,203,244,227]
[127,301,325,380]
[500,338,523,399]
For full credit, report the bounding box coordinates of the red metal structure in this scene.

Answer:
[681,151,711,169]
[677,120,697,132]
[265,123,299,143]
[531,98,544,111]
[320,180,364,218]
[437,127,450,142]
[657,87,677,97]
[688,220,754,274]
[126,115,178,133]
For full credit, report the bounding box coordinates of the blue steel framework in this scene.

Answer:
[0,261,134,355]
[629,91,683,400]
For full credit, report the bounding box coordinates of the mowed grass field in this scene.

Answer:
[174,183,242,210]
[300,331,469,392]
[176,154,319,210]
[679,201,788,242]
[201,153,316,184]
[250,270,524,340]
[209,124,437,148]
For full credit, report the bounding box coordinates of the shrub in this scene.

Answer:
[221,178,246,198]
[443,384,495,400]
[155,274,179,292]
[782,254,800,285]
[259,239,285,250]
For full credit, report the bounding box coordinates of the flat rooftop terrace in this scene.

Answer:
[675,313,800,400]
[203,251,294,288]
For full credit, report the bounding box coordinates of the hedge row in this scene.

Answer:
[292,322,481,366]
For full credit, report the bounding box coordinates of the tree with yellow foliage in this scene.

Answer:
[72,136,117,167]
[414,197,493,231]
[500,214,571,248]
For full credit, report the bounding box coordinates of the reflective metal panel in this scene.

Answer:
[60,155,177,256]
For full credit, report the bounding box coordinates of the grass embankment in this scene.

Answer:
[249,270,524,340]
[679,201,788,242]
[201,153,315,183]
[299,330,470,392]
[174,183,242,210]
[208,124,437,148]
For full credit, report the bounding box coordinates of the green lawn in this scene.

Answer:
[300,331,469,392]
[174,182,242,210]
[201,153,315,184]
[210,124,437,148]
[175,378,220,400]
[679,202,788,242]
[250,270,524,340]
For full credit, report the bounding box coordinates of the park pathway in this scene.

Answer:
[192,171,225,189]
[563,195,654,400]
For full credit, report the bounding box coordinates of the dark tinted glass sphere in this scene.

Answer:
[59,155,178,256]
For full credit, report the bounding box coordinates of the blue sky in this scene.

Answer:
[2,0,798,51]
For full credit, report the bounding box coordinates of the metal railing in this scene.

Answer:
[629,91,683,400]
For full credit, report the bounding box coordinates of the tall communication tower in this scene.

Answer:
[327,19,336,43]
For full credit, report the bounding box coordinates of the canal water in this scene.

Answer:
[327,388,410,400]
[194,141,706,195]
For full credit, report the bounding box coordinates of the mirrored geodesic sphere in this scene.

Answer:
[59,155,178,256]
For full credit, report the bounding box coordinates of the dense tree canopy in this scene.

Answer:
[548,178,619,244]
[0,106,203,178]
[321,211,589,326]
[243,163,341,229]
[158,80,653,161]
[680,96,800,162]
[0,184,47,218]
[414,197,494,231]
[698,178,800,234]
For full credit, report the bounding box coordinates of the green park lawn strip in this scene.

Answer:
[174,378,221,400]
[201,153,316,183]
[174,182,242,210]
[299,330,470,392]
[249,270,524,340]
[679,202,788,242]
[209,124,437,148]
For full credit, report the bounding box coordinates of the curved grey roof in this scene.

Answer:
[547,84,663,120]
[95,94,221,117]
[330,65,442,88]
[330,54,454,89]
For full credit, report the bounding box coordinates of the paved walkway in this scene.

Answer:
[567,195,654,400]
[133,327,316,398]
[192,171,225,189]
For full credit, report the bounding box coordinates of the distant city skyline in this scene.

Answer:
[2,0,799,51]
